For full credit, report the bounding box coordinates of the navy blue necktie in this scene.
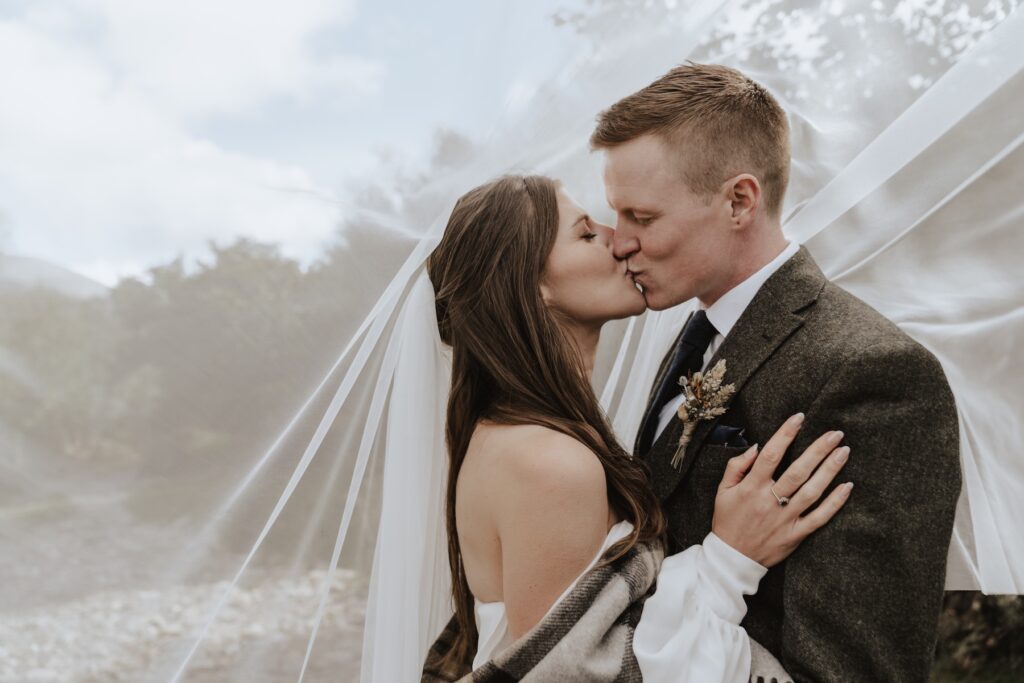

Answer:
[637,309,718,455]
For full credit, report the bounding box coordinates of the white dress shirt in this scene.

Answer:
[653,241,801,442]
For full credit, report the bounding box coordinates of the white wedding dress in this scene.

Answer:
[473,520,767,682]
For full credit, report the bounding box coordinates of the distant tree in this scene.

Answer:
[0,287,150,463]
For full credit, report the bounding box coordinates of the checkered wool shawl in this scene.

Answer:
[422,539,662,682]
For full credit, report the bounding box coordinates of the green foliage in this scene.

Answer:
[0,289,149,462]
[933,592,1024,681]
[0,222,414,473]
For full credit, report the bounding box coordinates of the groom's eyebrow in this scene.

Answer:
[607,199,649,214]
[608,202,649,217]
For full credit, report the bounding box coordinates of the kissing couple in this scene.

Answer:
[419,63,961,682]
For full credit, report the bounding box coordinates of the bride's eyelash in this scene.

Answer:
[580,216,598,240]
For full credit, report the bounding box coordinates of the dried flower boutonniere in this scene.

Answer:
[671,359,736,470]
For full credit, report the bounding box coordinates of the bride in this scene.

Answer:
[420,175,853,681]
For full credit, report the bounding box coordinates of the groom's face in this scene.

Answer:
[603,134,734,311]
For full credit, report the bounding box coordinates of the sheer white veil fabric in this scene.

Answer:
[360,263,453,683]
[1,1,1022,681]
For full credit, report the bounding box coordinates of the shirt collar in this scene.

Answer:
[701,241,800,338]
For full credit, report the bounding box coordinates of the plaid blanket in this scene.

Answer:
[422,539,663,682]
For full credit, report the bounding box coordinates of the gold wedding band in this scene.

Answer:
[770,485,790,507]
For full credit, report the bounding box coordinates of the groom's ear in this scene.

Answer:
[725,174,761,229]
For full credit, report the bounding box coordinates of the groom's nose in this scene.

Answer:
[612,224,639,260]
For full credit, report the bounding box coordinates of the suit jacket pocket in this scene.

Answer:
[707,422,749,448]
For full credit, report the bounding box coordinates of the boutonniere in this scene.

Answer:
[671,359,736,470]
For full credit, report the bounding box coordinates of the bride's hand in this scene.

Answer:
[711,413,852,568]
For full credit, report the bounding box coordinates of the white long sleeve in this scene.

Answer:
[634,532,768,683]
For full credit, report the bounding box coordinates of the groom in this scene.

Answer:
[592,64,962,682]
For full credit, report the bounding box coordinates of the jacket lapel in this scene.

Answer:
[647,246,828,501]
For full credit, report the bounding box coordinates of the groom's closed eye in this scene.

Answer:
[629,211,655,226]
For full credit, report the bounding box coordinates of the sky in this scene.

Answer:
[0,0,584,286]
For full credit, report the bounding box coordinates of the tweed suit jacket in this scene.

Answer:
[635,245,961,683]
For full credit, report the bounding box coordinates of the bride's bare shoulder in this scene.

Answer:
[465,422,607,501]
[462,422,612,633]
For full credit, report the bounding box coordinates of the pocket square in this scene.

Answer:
[708,423,748,448]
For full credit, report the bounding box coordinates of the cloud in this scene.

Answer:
[24,0,383,116]
[0,1,385,285]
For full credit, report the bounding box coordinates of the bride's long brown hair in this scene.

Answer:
[427,175,666,669]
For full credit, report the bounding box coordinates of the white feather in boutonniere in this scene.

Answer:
[671,359,737,470]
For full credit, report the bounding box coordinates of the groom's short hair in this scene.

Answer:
[591,62,790,219]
